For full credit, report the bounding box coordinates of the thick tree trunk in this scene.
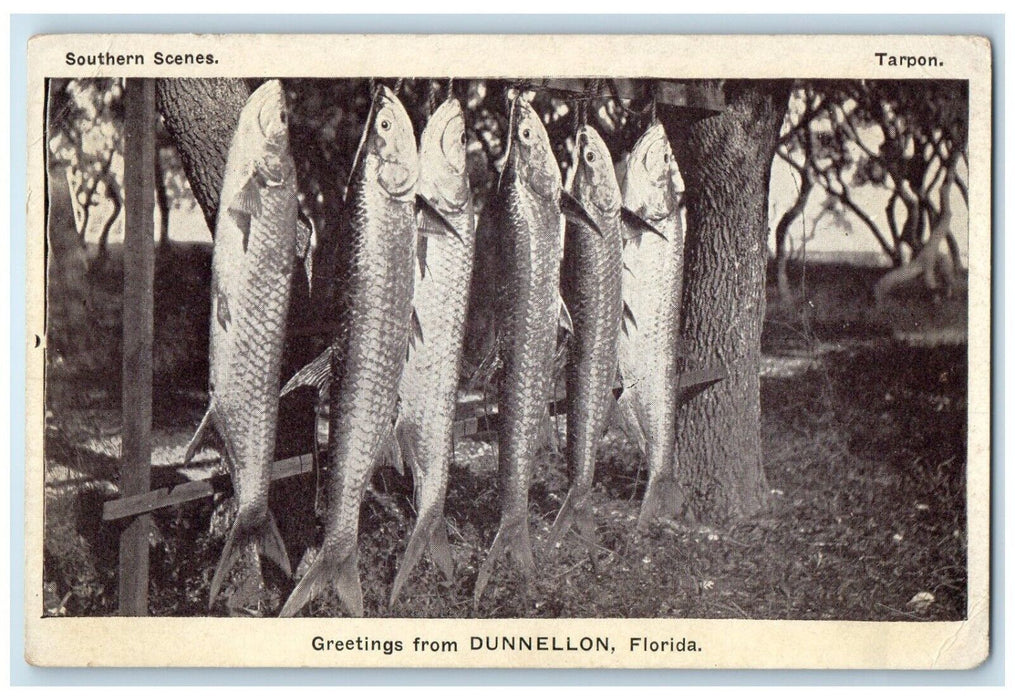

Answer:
[156,79,252,234]
[666,80,790,523]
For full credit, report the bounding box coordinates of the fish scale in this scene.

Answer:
[552,125,624,546]
[390,98,475,605]
[190,79,299,609]
[473,97,565,603]
[279,86,419,617]
[616,122,686,527]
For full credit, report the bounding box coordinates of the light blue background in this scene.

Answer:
[10,13,1004,686]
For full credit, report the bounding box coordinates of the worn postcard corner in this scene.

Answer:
[24,32,991,670]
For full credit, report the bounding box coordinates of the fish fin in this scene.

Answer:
[548,489,597,548]
[261,510,292,578]
[621,207,667,242]
[473,518,534,607]
[410,307,425,348]
[560,190,602,237]
[389,506,452,607]
[416,194,463,242]
[296,212,315,293]
[615,392,647,455]
[278,550,363,618]
[539,405,563,456]
[621,301,638,337]
[215,289,231,332]
[429,522,455,582]
[638,475,684,530]
[405,308,425,363]
[378,418,405,476]
[557,294,574,336]
[207,509,291,610]
[229,176,262,252]
[183,401,218,466]
[416,234,428,279]
[280,348,332,399]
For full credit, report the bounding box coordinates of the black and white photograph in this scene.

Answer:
[25,33,991,668]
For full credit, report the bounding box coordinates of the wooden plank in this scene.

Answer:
[536,78,724,114]
[102,367,728,522]
[118,78,156,616]
[103,454,314,522]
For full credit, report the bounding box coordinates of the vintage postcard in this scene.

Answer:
[24,33,991,669]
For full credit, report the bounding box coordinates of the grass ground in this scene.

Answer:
[42,246,968,619]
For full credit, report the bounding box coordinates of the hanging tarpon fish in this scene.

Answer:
[388,95,476,605]
[183,79,310,608]
[549,124,626,546]
[616,121,686,527]
[279,85,424,617]
[473,95,601,604]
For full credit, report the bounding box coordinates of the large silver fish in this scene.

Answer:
[183,79,301,607]
[616,121,686,527]
[388,96,476,605]
[549,125,625,546]
[279,86,420,617]
[473,96,600,604]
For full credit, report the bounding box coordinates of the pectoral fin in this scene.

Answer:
[558,294,574,336]
[621,301,637,337]
[406,307,424,361]
[560,190,602,237]
[228,175,263,252]
[280,348,332,399]
[416,235,429,279]
[416,194,463,242]
[621,207,667,242]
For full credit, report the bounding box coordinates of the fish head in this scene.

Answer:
[363,85,419,201]
[622,122,677,222]
[418,97,470,212]
[507,96,559,201]
[572,125,620,215]
[243,79,292,182]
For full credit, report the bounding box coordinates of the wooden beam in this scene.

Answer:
[535,78,725,115]
[118,78,156,617]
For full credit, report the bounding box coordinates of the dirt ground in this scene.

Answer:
[41,244,968,619]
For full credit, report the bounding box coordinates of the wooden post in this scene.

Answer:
[119,78,156,616]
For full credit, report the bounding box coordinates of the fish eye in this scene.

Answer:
[663,153,669,163]
[380,119,391,131]
[521,127,531,140]
[460,131,467,145]
[280,110,288,126]
[585,151,596,163]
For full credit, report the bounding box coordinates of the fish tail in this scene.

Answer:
[637,472,684,529]
[614,392,647,455]
[207,508,291,609]
[389,505,453,607]
[548,488,596,548]
[428,520,454,582]
[473,518,534,607]
[278,548,363,618]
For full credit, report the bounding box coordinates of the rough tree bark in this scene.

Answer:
[666,80,791,523]
[156,79,252,234]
